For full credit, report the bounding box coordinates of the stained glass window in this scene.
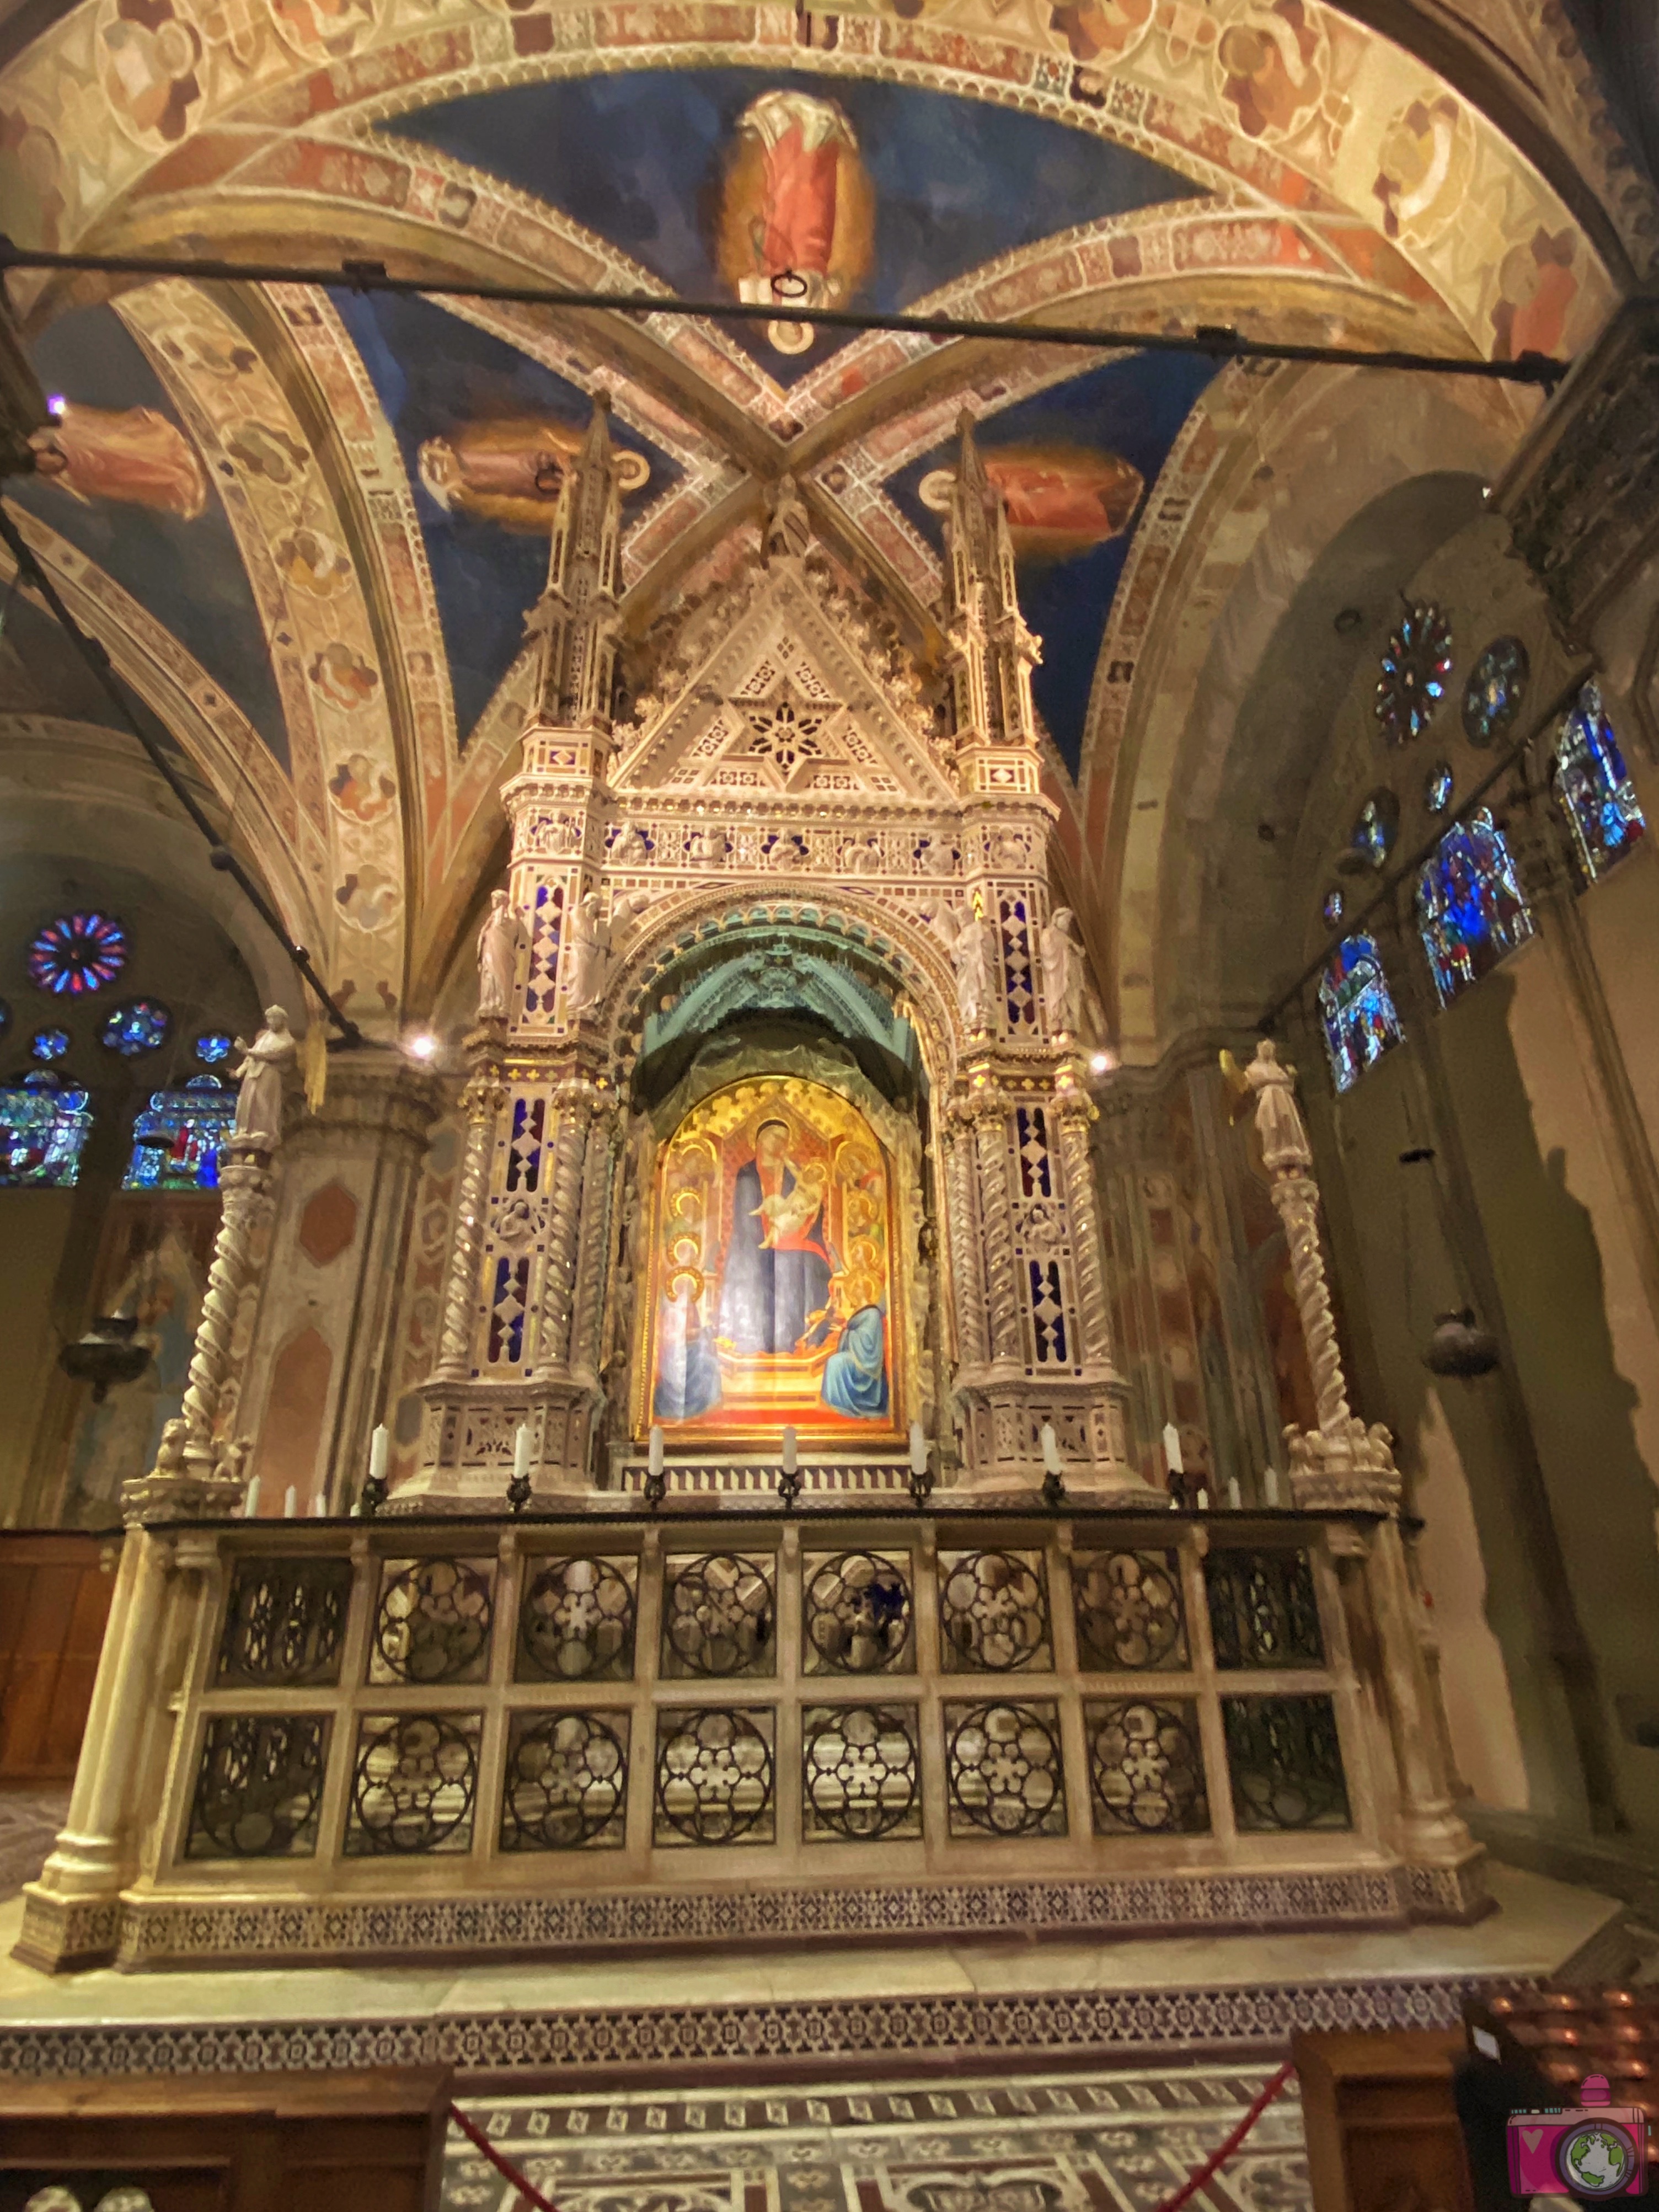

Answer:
[0,999,9,1043]
[28,912,127,997]
[30,1028,70,1064]
[1350,790,1399,870]
[0,1072,93,1187]
[1376,602,1453,746]
[1318,934,1405,1094]
[100,998,170,1056]
[1463,636,1528,748]
[195,1031,233,1065]
[1553,681,1645,885]
[1321,889,1344,928]
[124,1075,236,1191]
[1416,807,1534,1006]
[1425,764,1453,814]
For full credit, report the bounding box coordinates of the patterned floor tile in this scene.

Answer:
[445,2064,1310,2212]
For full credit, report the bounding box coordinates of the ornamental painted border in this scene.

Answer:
[14,1856,1489,1976]
[0,1969,1524,2080]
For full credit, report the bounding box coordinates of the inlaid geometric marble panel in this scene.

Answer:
[440,2064,1313,2212]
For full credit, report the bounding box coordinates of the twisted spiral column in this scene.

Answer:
[973,1111,1023,1368]
[432,1076,501,1381]
[1055,1106,1114,1366]
[944,1120,989,1370]
[1269,1170,1351,1437]
[570,1102,619,1383]
[537,1089,593,1373]
[179,1141,275,1447]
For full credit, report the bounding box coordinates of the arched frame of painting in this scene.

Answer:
[632,1054,922,1450]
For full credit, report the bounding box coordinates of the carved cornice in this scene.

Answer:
[1496,285,1659,639]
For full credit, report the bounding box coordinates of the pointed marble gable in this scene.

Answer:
[613,558,952,807]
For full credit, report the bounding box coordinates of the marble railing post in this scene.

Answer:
[16,1458,244,1970]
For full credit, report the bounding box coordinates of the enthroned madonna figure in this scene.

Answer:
[717,1120,834,1355]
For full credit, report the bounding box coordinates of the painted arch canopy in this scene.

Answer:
[641,1078,902,1446]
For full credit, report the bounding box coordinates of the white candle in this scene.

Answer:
[283,1485,297,1519]
[1196,1486,1210,1511]
[1264,1465,1280,1506]
[1163,1421,1184,1476]
[648,1425,665,1477]
[312,1494,327,1518]
[513,1422,532,1484]
[369,1424,389,1483]
[782,1425,798,1475]
[1168,1493,1179,1510]
[1227,1477,1243,1510]
[908,1419,927,1476]
[242,1477,260,1520]
[1040,1422,1062,1475]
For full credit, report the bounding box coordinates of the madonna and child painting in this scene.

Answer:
[644,1078,900,1443]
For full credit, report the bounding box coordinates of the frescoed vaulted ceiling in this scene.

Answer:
[0,0,1652,1044]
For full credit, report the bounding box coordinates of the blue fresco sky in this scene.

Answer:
[330,291,678,742]
[386,70,1198,384]
[887,351,1219,777]
[19,304,288,768]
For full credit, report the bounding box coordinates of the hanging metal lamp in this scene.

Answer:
[1422,1308,1500,1379]
[58,1314,151,1402]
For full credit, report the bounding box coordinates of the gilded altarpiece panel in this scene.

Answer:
[636,1077,907,1447]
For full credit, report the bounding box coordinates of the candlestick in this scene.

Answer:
[1163,1420,1184,1477]
[782,1426,798,1474]
[312,1494,327,1518]
[1040,1422,1062,1474]
[648,1425,665,1476]
[908,1419,927,1476]
[360,1420,389,1520]
[242,1476,260,1520]
[283,1485,297,1519]
[507,1420,533,1516]
[1227,1476,1242,1510]
[1264,1465,1280,1506]
[1196,1486,1210,1511]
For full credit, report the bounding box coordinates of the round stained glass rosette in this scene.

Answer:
[28,911,127,997]
[100,998,171,1056]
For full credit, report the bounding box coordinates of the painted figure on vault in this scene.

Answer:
[717,90,874,356]
[718,1120,834,1353]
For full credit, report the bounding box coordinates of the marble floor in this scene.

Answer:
[441,2061,1313,2212]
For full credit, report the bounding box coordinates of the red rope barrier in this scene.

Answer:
[1147,2060,1298,2212]
[449,2063,1297,2212]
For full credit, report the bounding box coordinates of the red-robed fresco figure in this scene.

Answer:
[718,90,874,357]
[30,401,206,519]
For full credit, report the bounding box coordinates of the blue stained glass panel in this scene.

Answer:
[1554,681,1646,884]
[0,1072,93,1187]
[30,1028,71,1064]
[1322,890,1344,928]
[1415,807,1534,1007]
[124,1076,236,1190]
[1425,764,1453,814]
[100,998,170,1056]
[1318,934,1405,1094]
[195,1032,234,1065]
[28,911,127,997]
[1351,790,1398,870]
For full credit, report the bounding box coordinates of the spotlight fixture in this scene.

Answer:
[1089,1050,1114,1075]
[405,1031,437,1062]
